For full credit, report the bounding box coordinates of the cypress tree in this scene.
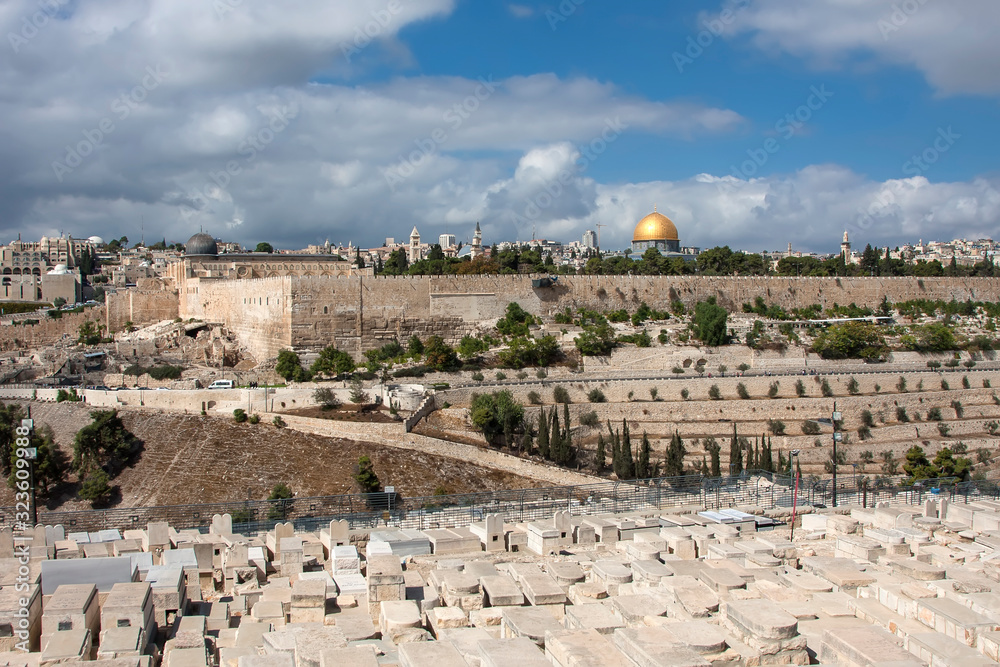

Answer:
[550,410,560,462]
[537,408,549,460]
[637,432,651,479]
[608,421,620,476]
[729,424,742,476]
[700,457,709,476]
[595,433,606,473]
[620,419,635,479]
[665,430,686,478]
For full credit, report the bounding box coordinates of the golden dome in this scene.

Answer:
[633,210,678,242]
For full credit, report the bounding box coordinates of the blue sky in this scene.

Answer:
[2,0,998,252]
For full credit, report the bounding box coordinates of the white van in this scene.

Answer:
[208,380,234,389]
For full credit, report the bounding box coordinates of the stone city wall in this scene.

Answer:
[105,288,179,333]
[0,308,104,351]
[181,276,294,360]
[182,275,1000,360]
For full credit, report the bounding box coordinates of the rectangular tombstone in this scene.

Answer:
[40,557,136,595]
[42,584,99,639]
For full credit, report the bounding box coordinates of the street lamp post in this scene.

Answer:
[790,449,801,541]
[832,403,842,507]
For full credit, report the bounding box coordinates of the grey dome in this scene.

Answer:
[185,233,218,256]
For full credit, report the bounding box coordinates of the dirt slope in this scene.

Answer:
[2,402,543,510]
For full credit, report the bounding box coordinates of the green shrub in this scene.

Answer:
[579,411,600,427]
[587,389,607,403]
[941,379,950,390]
[708,385,721,400]
[896,376,907,393]
[951,400,963,418]
[896,407,909,423]
[553,386,570,404]
[737,363,750,372]
[795,380,806,397]
[801,420,821,435]
[858,425,872,441]
[768,381,780,399]
[847,377,860,395]
[768,419,786,435]
[963,376,971,389]
[927,407,942,421]
[472,372,484,382]
[496,372,507,381]
[861,410,875,428]
[536,368,547,379]
[937,422,950,437]
[821,379,833,397]
[649,387,659,401]
[273,416,286,428]
[737,383,750,399]
[78,470,113,507]
[985,379,992,388]
[233,409,248,423]
[927,360,942,369]
[527,390,541,404]
[680,388,689,400]
[248,414,260,424]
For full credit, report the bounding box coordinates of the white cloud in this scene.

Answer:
[711,0,1000,97]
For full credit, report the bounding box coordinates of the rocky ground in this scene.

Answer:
[1,401,544,511]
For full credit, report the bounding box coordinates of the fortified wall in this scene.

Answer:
[181,275,1000,361]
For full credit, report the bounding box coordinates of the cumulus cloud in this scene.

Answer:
[471,161,1000,253]
[709,0,1000,97]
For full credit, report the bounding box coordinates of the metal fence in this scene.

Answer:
[2,471,997,535]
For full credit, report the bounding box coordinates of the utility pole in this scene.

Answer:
[832,402,842,507]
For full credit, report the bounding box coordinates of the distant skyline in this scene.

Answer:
[2,1,998,253]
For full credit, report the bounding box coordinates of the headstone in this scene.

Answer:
[41,557,137,595]
[212,514,233,535]
[45,525,65,546]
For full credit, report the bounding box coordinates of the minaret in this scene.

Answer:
[471,221,483,259]
[841,231,851,263]
[409,226,421,264]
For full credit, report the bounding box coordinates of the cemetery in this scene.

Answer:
[1,494,1000,665]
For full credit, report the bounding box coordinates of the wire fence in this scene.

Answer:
[2,472,997,535]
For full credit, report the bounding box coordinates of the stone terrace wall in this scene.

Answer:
[192,275,1000,359]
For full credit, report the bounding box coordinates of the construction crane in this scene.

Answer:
[595,223,606,251]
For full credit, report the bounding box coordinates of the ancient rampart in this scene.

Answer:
[182,275,1000,360]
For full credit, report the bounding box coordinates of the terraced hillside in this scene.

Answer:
[434,369,1000,479]
[0,402,544,511]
